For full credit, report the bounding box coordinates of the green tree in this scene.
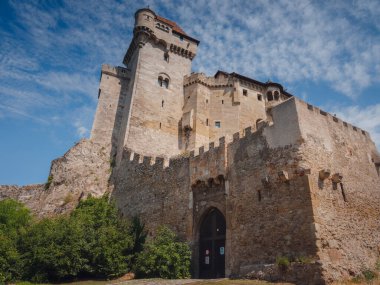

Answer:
[20,217,86,282]
[0,199,32,283]
[136,226,191,279]
[70,195,133,278]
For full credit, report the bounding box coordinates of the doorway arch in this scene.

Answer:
[199,208,226,278]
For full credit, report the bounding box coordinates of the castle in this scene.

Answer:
[1,8,380,284]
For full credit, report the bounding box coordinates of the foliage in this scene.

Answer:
[70,196,133,278]
[0,199,32,283]
[0,196,134,283]
[20,217,86,282]
[135,226,191,279]
[276,256,290,271]
[45,174,53,190]
[362,269,376,281]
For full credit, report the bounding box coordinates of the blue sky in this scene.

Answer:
[0,0,379,185]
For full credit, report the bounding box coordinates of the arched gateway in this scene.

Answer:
[199,208,226,278]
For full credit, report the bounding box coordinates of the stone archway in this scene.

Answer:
[199,208,226,278]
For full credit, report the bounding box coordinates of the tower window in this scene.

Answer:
[164,52,169,62]
[243,89,248,96]
[158,73,170,89]
[180,36,184,41]
[206,99,208,104]
[257,94,262,101]
[215,121,221,128]
[267,91,273,101]
[206,119,209,126]
[162,100,164,107]
[274,91,279,100]
[222,100,224,104]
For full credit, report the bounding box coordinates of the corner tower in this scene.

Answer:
[115,8,199,159]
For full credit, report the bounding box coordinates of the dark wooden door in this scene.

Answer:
[199,208,226,278]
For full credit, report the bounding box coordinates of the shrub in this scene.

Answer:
[0,199,32,282]
[276,256,290,271]
[45,174,53,190]
[70,195,133,278]
[135,226,191,279]
[362,269,376,281]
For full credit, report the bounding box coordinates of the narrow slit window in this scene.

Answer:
[206,118,209,126]
[222,100,224,104]
[162,100,164,107]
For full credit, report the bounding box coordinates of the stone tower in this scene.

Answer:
[118,8,199,160]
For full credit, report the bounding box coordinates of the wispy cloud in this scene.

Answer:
[1,0,379,140]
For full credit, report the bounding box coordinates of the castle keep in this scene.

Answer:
[1,8,380,284]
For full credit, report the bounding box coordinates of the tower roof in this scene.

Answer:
[156,15,187,36]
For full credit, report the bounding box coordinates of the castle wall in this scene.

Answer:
[122,40,192,158]
[225,99,320,279]
[294,99,380,281]
[111,151,192,240]
[90,64,130,152]
[111,98,324,283]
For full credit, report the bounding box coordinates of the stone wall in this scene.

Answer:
[295,99,380,282]
[111,98,324,282]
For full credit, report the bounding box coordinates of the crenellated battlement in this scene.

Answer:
[101,64,130,78]
[294,98,370,139]
[184,72,234,88]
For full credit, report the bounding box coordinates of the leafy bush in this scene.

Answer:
[135,226,191,279]
[70,196,133,278]
[362,269,376,281]
[276,256,290,271]
[0,199,32,283]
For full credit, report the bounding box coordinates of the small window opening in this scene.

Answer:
[180,36,184,41]
[159,122,162,128]
[267,91,273,101]
[243,89,248,96]
[164,52,169,62]
[274,91,279,100]
[206,99,208,103]
[98,89,101,98]
[158,74,170,89]
[340,183,347,202]
[215,121,221,128]
[222,100,224,104]
[162,100,164,107]
[257,94,262,101]
[257,189,262,202]
[206,119,209,126]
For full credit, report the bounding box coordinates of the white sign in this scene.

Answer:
[205,256,210,264]
[220,247,225,255]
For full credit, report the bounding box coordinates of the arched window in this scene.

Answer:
[267,91,273,101]
[158,73,170,89]
[274,91,279,100]
[256,119,263,129]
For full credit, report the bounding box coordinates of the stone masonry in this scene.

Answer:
[1,7,380,284]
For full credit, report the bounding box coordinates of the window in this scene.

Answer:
[257,94,262,101]
[164,52,169,62]
[206,119,209,126]
[158,73,170,89]
[222,100,224,104]
[243,89,248,96]
[162,100,164,107]
[180,36,184,41]
[206,99,208,103]
[274,91,279,100]
[267,91,273,101]
[215,121,221,128]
